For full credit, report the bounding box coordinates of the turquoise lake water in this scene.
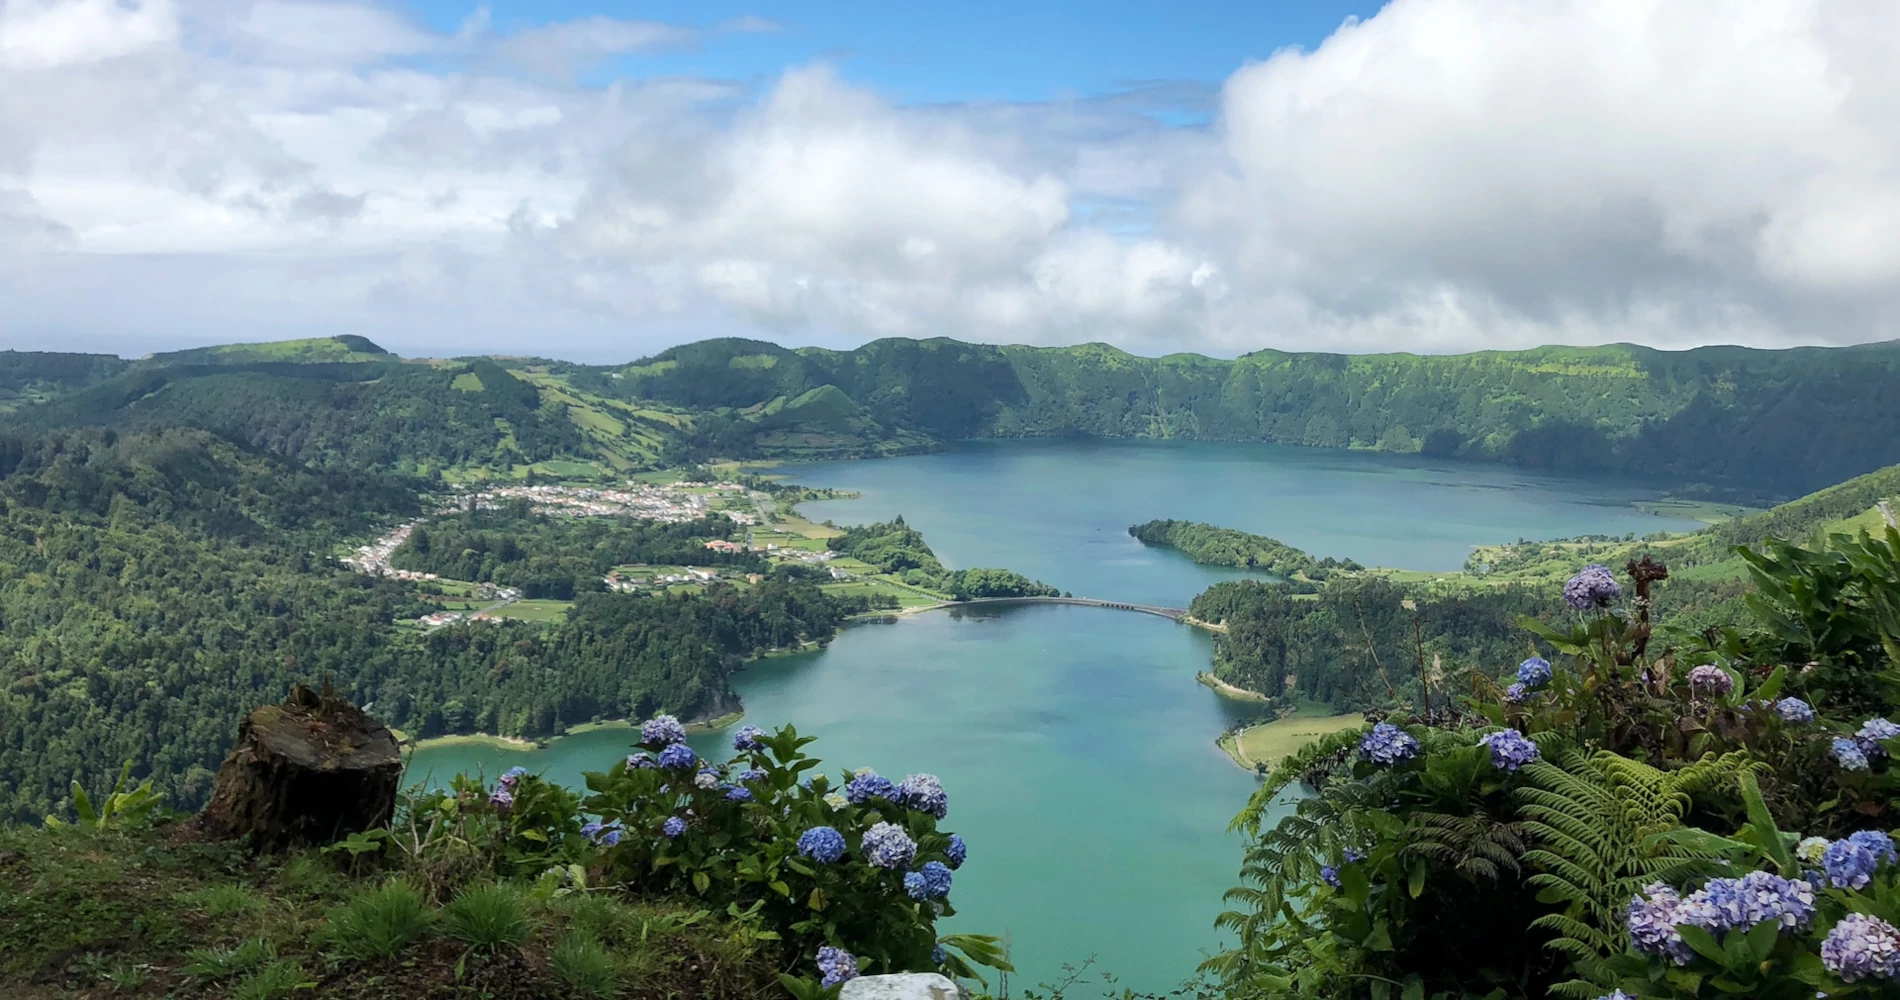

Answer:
[406,440,1701,992]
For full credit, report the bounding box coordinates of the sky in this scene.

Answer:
[1,0,1897,363]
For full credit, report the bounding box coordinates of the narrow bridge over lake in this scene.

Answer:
[946,596,1191,621]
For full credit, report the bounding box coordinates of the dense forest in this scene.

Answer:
[567,336,1900,500]
[0,428,877,823]
[390,508,765,599]
[1129,518,1363,581]
[828,516,1060,600]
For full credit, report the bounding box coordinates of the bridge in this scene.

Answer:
[940,595,1191,622]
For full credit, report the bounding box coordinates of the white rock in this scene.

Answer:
[840,973,960,1000]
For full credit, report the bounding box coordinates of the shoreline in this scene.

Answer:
[1196,671,1268,702]
[1217,712,1365,773]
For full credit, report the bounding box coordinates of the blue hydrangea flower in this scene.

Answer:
[1591,992,1637,1000]
[1517,656,1553,688]
[657,742,697,770]
[1319,865,1341,888]
[641,715,688,746]
[1688,664,1733,696]
[1479,730,1540,772]
[845,770,898,804]
[1563,564,1622,611]
[725,786,753,803]
[914,860,954,899]
[731,725,766,751]
[1343,848,1365,863]
[896,774,948,819]
[1689,871,1815,933]
[944,833,967,869]
[1775,698,1815,724]
[862,822,918,869]
[580,821,603,838]
[1823,838,1881,889]
[662,816,686,839]
[1832,737,1871,771]
[1504,682,1529,704]
[499,766,527,786]
[738,768,768,784]
[1821,912,1900,983]
[816,946,859,987]
[1627,883,1695,965]
[1848,830,1898,866]
[1857,718,1900,756]
[488,788,514,810]
[797,826,847,863]
[599,828,622,847]
[626,753,656,770]
[1358,722,1420,766]
[931,944,947,965]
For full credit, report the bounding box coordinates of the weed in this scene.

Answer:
[184,936,277,980]
[442,881,531,953]
[551,933,618,999]
[322,881,432,960]
[230,959,315,1000]
[179,882,263,917]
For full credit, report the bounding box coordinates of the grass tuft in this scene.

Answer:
[322,881,432,960]
[184,936,277,980]
[551,933,619,998]
[442,881,532,953]
[229,959,313,1000]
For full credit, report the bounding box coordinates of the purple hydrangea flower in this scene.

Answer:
[1775,698,1815,724]
[1821,913,1900,983]
[862,822,917,869]
[896,774,948,819]
[725,786,753,803]
[845,770,898,805]
[905,861,954,900]
[626,753,656,770]
[1627,883,1696,965]
[1833,737,1871,772]
[1858,718,1900,756]
[657,742,697,770]
[1504,682,1529,704]
[944,833,967,869]
[640,715,687,746]
[695,769,720,790]
[1591,993,1637,1000]
[1563,564,1622,611]
[498,766,527,786]
[488,788,514,810]
[816,946,859,987]
[1691,871,1814,932]
[731,725,766,751]
[1319,865,1341,888]
[1517,656,1553,688]
[1358,722,1420,766]
[797,826,847,864]
[599,828,622,847]
[580,821,603,838]
[1823,838,1881,889]
[738,768,768,784]
[1343,848,1365,863]
[1848,830,1898,866]
[1480,730,1541,772]
[1688,664,1733,696]
[662,816,686,838]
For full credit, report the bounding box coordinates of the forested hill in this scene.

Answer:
[566,336,1900,500]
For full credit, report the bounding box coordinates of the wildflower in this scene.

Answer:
[489,788,514,810]
[725,786,753,803]
[823,792,849,810]
[1823,838,1881,889]
[1688,665,1732,696]
[862,822,918,869]
[1796,837,1831,865]
[1320,865,1341,888]
[797,826,847,864]
[1776,698,1815,724]
[731,725,766,751]
[1563,564,1622,611]
[945,833,967,869]
[1848,830,1898,866]
[1480,730,1541,772]
[661,816,686,838]
[1358,723,1420,766]
[1832,737,1871,772]
[695,770,720,790]
[1517,656,1553,688]
[1821,913,1900,983]
[896,774,949,819]
[816,946,859,988]
[1627,883,1696,965]
[846,770,898,805]
[641,715,688,746]
[1504,683,1529,704]
[905,861,954,900]
[657,743,697,770]
[499,766,527,786]
[626,753,656,770]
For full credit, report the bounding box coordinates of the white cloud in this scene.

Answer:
[0,0,1897,360]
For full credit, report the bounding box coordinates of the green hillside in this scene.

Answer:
[142,334,393,366]
[569,336,1900,500]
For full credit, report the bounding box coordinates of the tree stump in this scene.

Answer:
[197,683,403,851]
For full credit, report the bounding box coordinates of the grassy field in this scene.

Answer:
[1218,711,1366,772]
[486,599,573,622]
[822,578,946,610]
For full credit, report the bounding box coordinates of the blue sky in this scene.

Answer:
[405,0,1383,106]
